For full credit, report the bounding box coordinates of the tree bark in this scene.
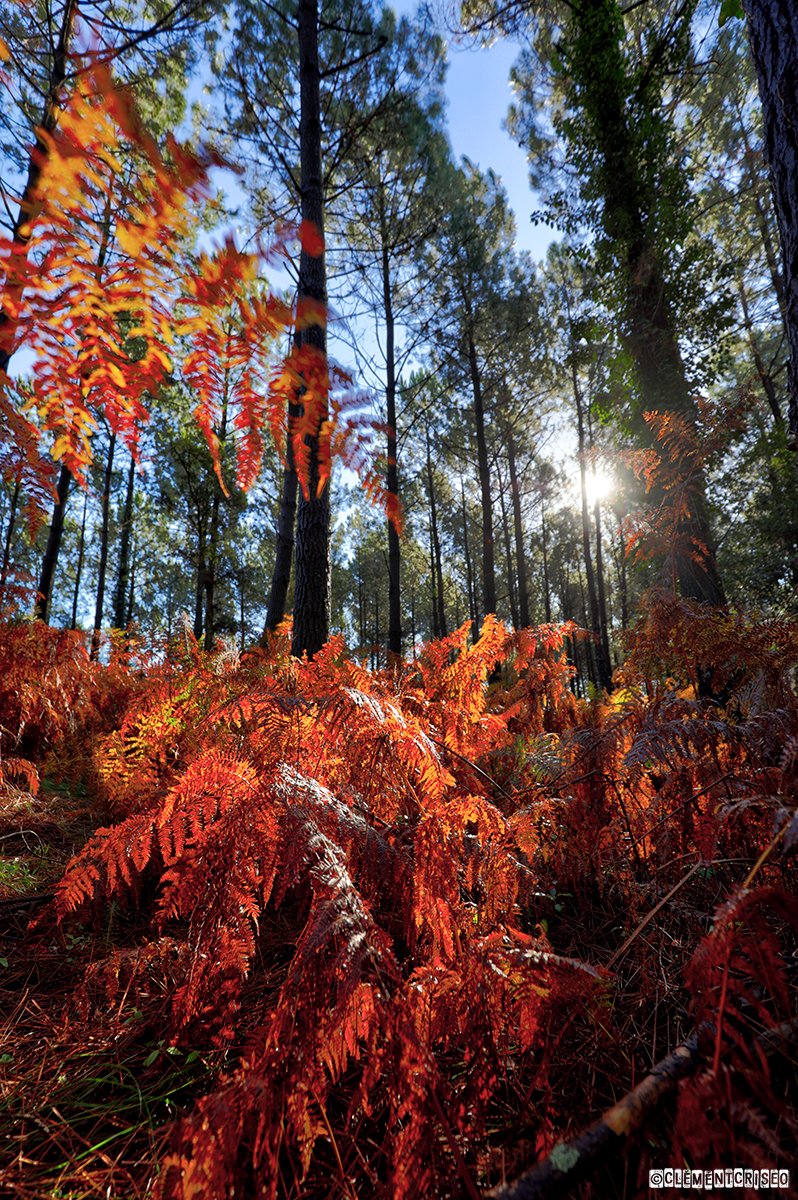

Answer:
[239,574,245,646]
[593,497,612,680]
[34,464,71,622]
[460,477,477,637]
[498,465,519,629]
[204,530,217,651]
[357,556,366,648]
[380,198,402,662]
[0,478,20,598]
[738,275,783,426]
[467,330,496,619]
[91,432,116,659]
[506,424,530,628]
[112,453,136,628]
[743,0,798,446]
[263,394,300,638]
[70,487,88,630]
[426,428,447,638]
[540,504,552,625]
[194,527,206,642]
[573,0,725,606]
[291,0,330,658]
[613,512,629,633]
[126,535,136,627]
[0,0,77,377]
[410,587,417,656]
[571,358,612,689]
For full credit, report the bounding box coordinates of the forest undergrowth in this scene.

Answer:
[1,593,797,1199]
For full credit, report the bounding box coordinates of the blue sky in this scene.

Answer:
[444,37,555,260]
[392,1,557,262]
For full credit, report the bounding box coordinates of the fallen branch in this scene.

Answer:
[487,1017,798,1199]
[0,891,54,910]
[486,1034,700,1200]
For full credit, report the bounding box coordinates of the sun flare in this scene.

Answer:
[584,465,615,507]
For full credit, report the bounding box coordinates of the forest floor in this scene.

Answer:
[0,596,796,1199]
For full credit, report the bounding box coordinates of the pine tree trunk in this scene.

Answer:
[91,432,116,660]
[291,0,330,658]
[71,487,88,630]
[541,505,552,625]
[263,394,300,637]
[739,276,783,426]
[435,522,447,639]
[194,528,206,642]
[613,514,629,632]
[380,203,402,662]
[467,331,496,618]
[506,425,530,628]
[460,478,477,637]
[573,0,725,606]
[572,359,612,689]
[358,560,366,648]
[112,454,136,628]
[239,576,245,646]
[426,429,446,638]
[205,493,220,652]
[593,499,613,683]
[0,478,20,597]
[0,0,77,377]
[204,563,215,651]
[410,588,417,657]
[743,0,798,445]
[34,463,71,622]
[498,468,519,629]
[126,536,136,626]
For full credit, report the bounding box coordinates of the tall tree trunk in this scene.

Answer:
[571,357,612,689]
[112,453,136,628]
[743,0,798,445]
[575,557,593,691]
[540,502,552,625]
[460,478,477,637]
[126,535,136,627]
[0,478,20,598]
[593,498,613,683]
[0,0,77,377]
[70,487,88,630]
[410,587,417,656]
[735,91,788,322]
[292,0,330,658]
[467,330,496,618]
[426,429,446,638]
[91,432,116,659]
[263,394,300,637]
[428,493,439,638]
[34,464,71,622]
[205,345,232,652]
[239,576,246,647]
[613,512,629,633]
[357,558,366,648]
[34,156,114,629]
[573,0,725,605]
[498,466,519,629]
[204,506,218,652]
[738,275,783,426]
[194,527,206,642]
[380,199,402,662]
[506,424,530,628]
